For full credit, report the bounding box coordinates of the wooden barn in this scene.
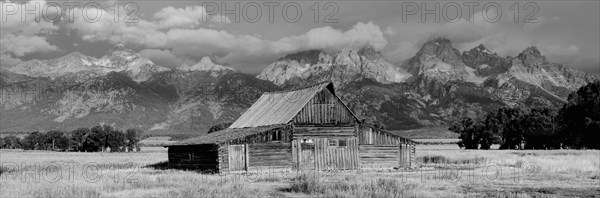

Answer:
[165,82,415,172]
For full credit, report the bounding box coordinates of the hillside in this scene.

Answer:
[1,38,598,135]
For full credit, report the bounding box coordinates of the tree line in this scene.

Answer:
[451,81,600,150]
[0,125,143,152]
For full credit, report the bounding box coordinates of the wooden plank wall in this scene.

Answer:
[228,144,247,171]
[224,125,293,145]
[358,127,412,145]
[358,145,399,169]
[359,144,415,169]
[218,144,229,172]
[247,142,292,172]
[313,137,359,170]
[293,90,355,126]
[294,127,356,137]
[168,144,219,171]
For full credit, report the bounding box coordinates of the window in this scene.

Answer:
[271,130,282,141]
[328,139,338,147]
[339,139,347,147]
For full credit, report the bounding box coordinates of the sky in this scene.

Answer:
[1,0,599,74]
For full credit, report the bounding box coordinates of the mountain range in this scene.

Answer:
[1,38,598,134]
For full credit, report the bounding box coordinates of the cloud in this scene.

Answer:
[523,16,560,31]
[64,5,388,72]
[0,34,58,56]
[0,0,60,62]
[431,10,500,45]
[153,6,230,29]
[0,0,59,36]
[385,41,416,63]
[543,44,579,64]
[138,49,184,68]
[270,22,387,53]
[383,10,505,62]
[384,26,396,36]
[0,53,22,67]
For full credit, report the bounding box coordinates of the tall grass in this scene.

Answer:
[1,146,598,197]
[288,173,420,198]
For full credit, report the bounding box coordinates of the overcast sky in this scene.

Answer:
[1,0,599,74]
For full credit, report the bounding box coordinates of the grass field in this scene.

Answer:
[1,145,598,198]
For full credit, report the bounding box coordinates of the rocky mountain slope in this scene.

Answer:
[259,38,599,129]
[257,46,411,87]
[0,45,277,133]
[1,38,597,133]
[6,44,170,82]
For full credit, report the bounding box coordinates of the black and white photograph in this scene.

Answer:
[0,0,599,197]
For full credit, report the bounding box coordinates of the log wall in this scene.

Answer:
[359,144,415,169]
[218,144,229,171]
[168,144,219,171]
[358,145,399,169]
[247,142,292,171]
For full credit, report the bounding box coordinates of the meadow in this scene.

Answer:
[0,145,598,198]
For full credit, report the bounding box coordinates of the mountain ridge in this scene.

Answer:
[1,38,598,134]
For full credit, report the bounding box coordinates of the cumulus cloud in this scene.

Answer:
[270,22,387,53]
[431,10,500,45]
[384,10,502,62]
[63,4,388,71]
[0,53,23,67]
[0,34,58,56]
[138,49,184,68]
[153,6,230,29]
[0,0,60,66]
[385,41,417,63]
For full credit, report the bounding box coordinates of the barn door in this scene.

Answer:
[300,141,315,170]
[292,139,315,170]
[228,144,247,171]
[398,144,412,168]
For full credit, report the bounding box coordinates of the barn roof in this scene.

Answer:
[228,81,359,128]
[167,125,286,146]
[167,82,360,147]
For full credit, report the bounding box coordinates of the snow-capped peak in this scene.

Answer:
[178,56,235,72]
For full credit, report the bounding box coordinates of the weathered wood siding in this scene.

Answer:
[247,142,292,171]
[358,127,412,145]
[358,145,398,169]
[218,144,228,171]
[228,144,247,171]
[223,125,293,145]
[168,144,219,171]
[398,144,415,168]
[293,90,355,126]
[359,144,415,169]
[294,127,356,137]
[293,137,359,171]
[316,137,359,170]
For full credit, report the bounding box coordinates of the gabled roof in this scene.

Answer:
[228,82,359,128]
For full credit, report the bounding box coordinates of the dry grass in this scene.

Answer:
[1,146,599,198]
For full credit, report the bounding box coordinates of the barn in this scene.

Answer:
[165,82,415,172]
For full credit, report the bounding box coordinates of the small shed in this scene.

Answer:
[165,82,415,172]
